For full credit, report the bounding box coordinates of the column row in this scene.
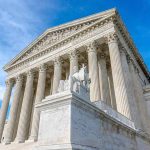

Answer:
[107,33,149,132]
[0,33,148,143]
[0,40,121,143]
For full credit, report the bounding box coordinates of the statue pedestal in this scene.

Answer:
[34,90,101,150]
[33,90,149,150]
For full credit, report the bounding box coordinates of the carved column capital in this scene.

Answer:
[98,52,106,59]
[5,79,14,87]
[85,41,97,53]
[53,57,63,67]
[16,75,24,83]
[39,64,47,72]
[69,49,79,60]
[105,32,119,43]
[27,69,35,78]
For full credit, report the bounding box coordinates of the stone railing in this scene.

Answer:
[94,100,135,130]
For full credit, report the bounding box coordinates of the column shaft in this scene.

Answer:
[107,65,117,110]
[52,58,62,94]
[29,65,47,141]
[65,67,69,80]
[107,33,131,119]
[0,80,14,142]
[69,50,79,76]
[87,42,101,102]
[12,86,25,141]
[98,53,111,105]
[4,75,23,144]
[50,74,54,95]
[121,51,142,128]
[15,70,34,143]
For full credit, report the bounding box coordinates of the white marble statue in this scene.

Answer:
[57,64,90,98]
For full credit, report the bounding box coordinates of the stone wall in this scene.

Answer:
[36,92,150,150]
[71,100,137,150]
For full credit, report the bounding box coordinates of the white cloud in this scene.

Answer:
[0,0,46,88]
[0,0,63,105]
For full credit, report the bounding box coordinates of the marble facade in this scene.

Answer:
[0,8,150,150]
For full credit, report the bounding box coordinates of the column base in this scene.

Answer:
[34,143,97,150]
[25,137,38,143]
[13,138,25,144]
[2,142,11,145]
[2,139,12,145]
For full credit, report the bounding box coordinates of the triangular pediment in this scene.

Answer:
[4,8,117,70]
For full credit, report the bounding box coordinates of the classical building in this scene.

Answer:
[0,8,150,150]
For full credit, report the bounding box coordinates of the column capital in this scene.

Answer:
[85,41,97,53]
[16,75,24,83]
[5,79,14,87]
[53,57,63,67]
[69,49,79,60]
[98,52,106,59]
[27,69,35,77]
[105,32,119,43]
[39,64,47,72]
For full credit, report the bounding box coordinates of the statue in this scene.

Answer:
[57,64,90,100]
[72,64,90,93]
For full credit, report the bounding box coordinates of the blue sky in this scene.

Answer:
[0,0,150,109]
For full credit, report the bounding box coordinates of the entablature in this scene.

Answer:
[6,17,116,78]
[4,8,150,82]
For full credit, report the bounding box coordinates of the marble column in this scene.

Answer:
[129,61,150,132]
[86,42,101,102]
[65,68,69,80]
[52,57,62,94]
[29,64,47,141]
[69,49,79,76]
[107,33,131,119]
[50,74,54,95]
[98,52,111,105]
[0,79,14,142]
[15,70,34,143]
[120,49,142,128]
[107,64,117,110]
[4,75,23,144]
[12,85,25,141]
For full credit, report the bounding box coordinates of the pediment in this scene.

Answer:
[4,8,116,70]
